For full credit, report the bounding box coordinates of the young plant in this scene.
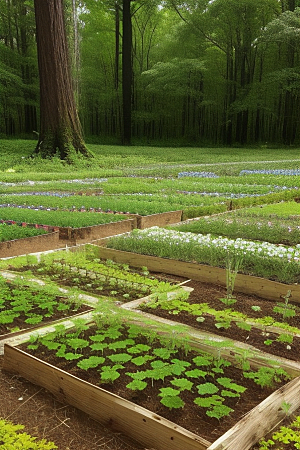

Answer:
[219,252,243,307]
[273,290,297,322]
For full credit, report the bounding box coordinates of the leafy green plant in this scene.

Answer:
[243,367,290,388]
[258,415,300,449]
[0,419,57,449]
[77,356,105,370]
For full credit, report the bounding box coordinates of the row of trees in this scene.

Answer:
[1,0,300,147]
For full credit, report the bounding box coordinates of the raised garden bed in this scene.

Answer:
[0,247,186,304]
[0,273,93,340]
[125,278,300,363]
[93,246,300,302]
[4,316,300,450]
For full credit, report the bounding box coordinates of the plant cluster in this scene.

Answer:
[0,207,128,228]
[0,419,57,449]
[0,222,48,242]
[257,415,300,449]
[171,211,300,246]
[6,248,178,302]
[240,169,300,176]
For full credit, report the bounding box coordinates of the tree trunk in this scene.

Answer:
[33,0,92,160]
[122,0,132,145]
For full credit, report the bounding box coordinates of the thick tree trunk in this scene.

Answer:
[33,0,92,159]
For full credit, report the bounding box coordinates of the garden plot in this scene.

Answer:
[0,247,185,304]
[0,207,130,228]
[127,278,300,364]
[4,311,300,450]
[169,201,300,246]
[106,227,300,285]
[0,174,298,218]
[0,222,49,241]
[0,273,92,339]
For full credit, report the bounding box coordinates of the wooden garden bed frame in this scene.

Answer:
[95,246,300,303]
[3,338,300,450]
[0,231,60,258]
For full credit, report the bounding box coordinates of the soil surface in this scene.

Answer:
[1,276,300,450]
[0,355,144,450]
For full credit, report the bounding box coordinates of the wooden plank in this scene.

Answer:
[137,211,183,229]
[206,375,300,450]
[97,247,300,303]
[3,345,211,450]
[0,231,60,258]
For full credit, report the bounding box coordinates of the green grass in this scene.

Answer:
[1,139,300,178]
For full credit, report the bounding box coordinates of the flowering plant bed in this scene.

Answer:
[4,312,300,450]
[107,227,300,285]
[91,246,300,302]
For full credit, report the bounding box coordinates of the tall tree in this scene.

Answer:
[122,0,132,144]
[33,0,92,159]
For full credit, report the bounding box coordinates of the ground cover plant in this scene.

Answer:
[0,192,228,216]
[107,227,300,284]
[20,311,291,442]
[0,275,87,335]
[2,140,300,177]
[0,247,180,303]
[0,418,57,449]
[252,415,300,450]
[0,223,48,242]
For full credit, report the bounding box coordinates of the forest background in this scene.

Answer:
[1,0,300,147]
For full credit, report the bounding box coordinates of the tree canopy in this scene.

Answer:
[1,0,300,147]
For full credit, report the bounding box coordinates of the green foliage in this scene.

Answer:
[77,356,105,370]
[243,367,290,388]
[196,382,219,395]
[258,415,300,449]
[0,419,57,449]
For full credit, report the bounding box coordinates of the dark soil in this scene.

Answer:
[142,279,300,363]
[0,356,144,450]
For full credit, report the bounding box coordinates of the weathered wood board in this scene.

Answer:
[0,231,60,258]
[96,247,300,303]
[137,210,183,229]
